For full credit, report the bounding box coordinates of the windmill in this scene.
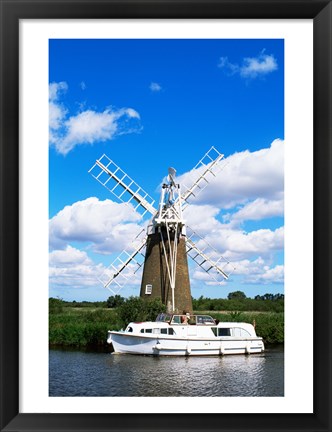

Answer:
[89,146,234,314]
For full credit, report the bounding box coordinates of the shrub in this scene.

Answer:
[117,297,166,328]
[49,297,64,314]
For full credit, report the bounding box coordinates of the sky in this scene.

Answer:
[49,38,284,302]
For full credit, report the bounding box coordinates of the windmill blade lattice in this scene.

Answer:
[186,226,235,284]
[89,154,156,217]
[180,146,227,209]
[98,229,147,294]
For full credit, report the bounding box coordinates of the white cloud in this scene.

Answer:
[49,197,143,253]
[191,256,283,286]
[49,245,90,266]
[149,82,162,92]
[241,53,278,78]
[49,81,68,101]
[184,204,221,235]
[178,139,284,209]
[80,81,86,90]
[125,108,140,119]
[191,269,228,285]
[49,245,105,288]
[232,198,284,222]
[183,203,283,285]
[233,258,284,284]
[218,52,278,79]
[49,82,141,155]
[49,82,68,140]
[58,110,119,155]
[218,57,239,75]
[208,226,284,260]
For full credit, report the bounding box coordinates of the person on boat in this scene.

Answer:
[181,315,188,324]
[186,312,193,324]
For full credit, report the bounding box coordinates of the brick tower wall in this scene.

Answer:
[140,232,193,314]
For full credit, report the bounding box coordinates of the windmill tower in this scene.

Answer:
[89,147,234,314]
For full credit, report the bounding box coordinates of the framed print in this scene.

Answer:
[1,0,331,431]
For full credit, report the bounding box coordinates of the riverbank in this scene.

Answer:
[49,307,284,348]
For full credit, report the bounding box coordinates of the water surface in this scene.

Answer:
[49,346,284,397]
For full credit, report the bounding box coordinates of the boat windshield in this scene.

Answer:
[156,313,172,323]
[196,315,216,324]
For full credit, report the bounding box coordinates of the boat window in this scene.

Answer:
[160,328,174,335]
[233,327,251,337]
[195,315,215,324]
[211,327,218,336]
[218,328,231,336]
[140,329,144,333]
[126,327,133,333]
[171,315,181,324]
[145,329,152,333]
[152,328,160,334]
[156,313,172,322]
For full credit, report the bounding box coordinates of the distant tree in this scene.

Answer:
[227,291,247,300]
[106,295,125,309]
[255,293,284,301]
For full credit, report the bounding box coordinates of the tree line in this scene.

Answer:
[50,291,284,314]
[193,291,284,313]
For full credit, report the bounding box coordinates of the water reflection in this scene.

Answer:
[49,347,283,397]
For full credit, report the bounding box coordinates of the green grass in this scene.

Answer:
[49,308,122,347]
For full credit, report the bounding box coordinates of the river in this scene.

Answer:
[49,345,283,397]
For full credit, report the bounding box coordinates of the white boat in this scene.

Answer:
[107,313,265,356]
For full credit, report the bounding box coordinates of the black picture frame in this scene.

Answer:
[1,1,331,431]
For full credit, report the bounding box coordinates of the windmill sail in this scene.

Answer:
[98,229,147,294]
[186,226,235,283]
[89,154,156,217]
[180,146,226,209]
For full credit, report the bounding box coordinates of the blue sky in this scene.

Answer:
[49,38,284,301]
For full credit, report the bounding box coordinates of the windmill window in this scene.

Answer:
[145,284,152,295]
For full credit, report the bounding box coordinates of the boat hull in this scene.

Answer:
[109,332,265,356]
